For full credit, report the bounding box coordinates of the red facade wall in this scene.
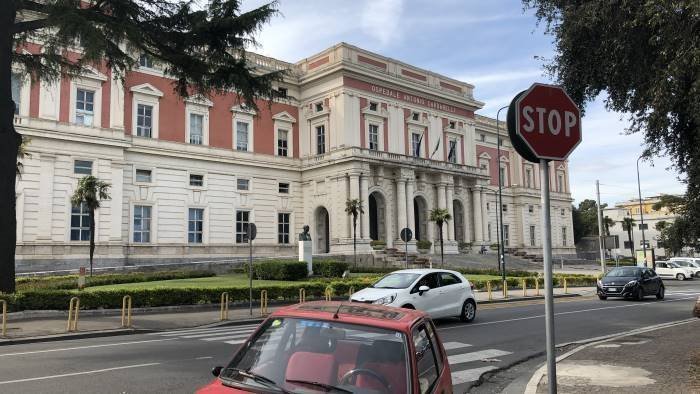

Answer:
[476,144,510,187]
[124,71,185,141]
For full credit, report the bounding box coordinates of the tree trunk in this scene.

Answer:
[439,223,444,268]
[627,229,634,258]
[353,214,357,267]
[0,2,20,294]
[89,209,95,276]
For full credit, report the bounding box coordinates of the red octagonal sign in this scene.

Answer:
[508,83,581,162]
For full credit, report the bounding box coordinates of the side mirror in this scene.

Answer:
[212,366,223,377]
[418,285,430,295]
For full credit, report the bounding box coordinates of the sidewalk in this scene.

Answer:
[533,319,700,393]
[0,286,595,343]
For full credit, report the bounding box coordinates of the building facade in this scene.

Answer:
[12,43,574,271]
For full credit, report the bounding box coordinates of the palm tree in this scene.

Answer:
[429,208,452,268]
[603,216,614,236]
[621,216,636,257]
[71,176,111,276]
[345,198,364,267]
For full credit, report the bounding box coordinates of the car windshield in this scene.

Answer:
[220,317,410,393]
[606,267,642,277]
[372,273,421,289]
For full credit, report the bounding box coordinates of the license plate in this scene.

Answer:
[607,288,617,292]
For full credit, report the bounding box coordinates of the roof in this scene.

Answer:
[270,301,427,332]
[389,268,462,275]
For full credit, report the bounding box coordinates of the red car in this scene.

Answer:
[197,301,452,393]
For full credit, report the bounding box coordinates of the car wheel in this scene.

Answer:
[598,294,607,300]
[676,273,686,281]
[401,304,415,310]
[656,286,665,300]
[460,299,476,322]
[634,287,644,301]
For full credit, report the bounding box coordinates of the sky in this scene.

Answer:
[242,0,686,207]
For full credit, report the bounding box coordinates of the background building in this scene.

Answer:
[12,42,574,271]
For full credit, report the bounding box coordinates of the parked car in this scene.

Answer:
[197,301,452,394]
[669,257,700,277]
[349,268,477,322]
[597,266,664,301]
[656,261,695,280]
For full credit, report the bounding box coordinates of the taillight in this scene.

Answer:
[470,282,474,291]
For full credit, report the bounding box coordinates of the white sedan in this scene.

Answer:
[350,268,477,322]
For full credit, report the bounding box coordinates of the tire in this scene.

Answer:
[656,286,665,300]
[401,304,415,310]
[598,294,607,300]
[634,287,644,301]
[459,299,476,322]
[676,273,686,281]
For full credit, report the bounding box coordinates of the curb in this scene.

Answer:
[478,293,583,305]
[522,317,700,394]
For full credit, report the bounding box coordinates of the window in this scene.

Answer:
[74,160,93,175]
[135,169,152,183]
[528,205,534,213]
[487,223,492,241]
[188,208,204,244]
[640,240,650,248]
[237,178,249,191]
[277,87,287,98]
[138,54,154,68]
[316,125,325,154]
[368,124,379,150]
[413,273,439,292]
[562,227,567,246]
[189,174,204,187]
[133,205,151,243]
[369,101,378,111]
[412,112,420,121]
[315,102,323,112]
[412,132,422,157]
[525,167,533,188]
[502,204,508,212]
[277,129,288,157]
[498,137,503,146]
[561,209,565,216]
[413,325,440,394]
[136,104,153,137]
[75,89,95,126]
[189,113,204,144]
[449,121,456,129]
[530,225,536,247]
[236,210,250,243]
[236,121,249,151]
[278,213,290,244]
[447,140,457,163]
[486,202,490,211]
[279,182,289,194]
[503,224,510,247]
[70,202,90,241]
[557,174,564,192]
[624,241,633,249]
[439,272,461,286]
[499,166,506,186]
[480,133,486,142]
[11,73,21,115]
[638,223,648,230]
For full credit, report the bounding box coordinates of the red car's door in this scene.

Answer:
[410,319,453,394]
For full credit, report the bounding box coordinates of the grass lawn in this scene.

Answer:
[84,274,306,291]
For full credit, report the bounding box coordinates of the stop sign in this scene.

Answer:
[507,83,581,162]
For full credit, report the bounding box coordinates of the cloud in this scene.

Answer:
[460,69,544,85]
[360,0,405,46]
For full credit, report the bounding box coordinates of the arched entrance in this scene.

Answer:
[369,191,386,241]
[453,200,465,242]
[315,206,330,253]
[414,196,428,241]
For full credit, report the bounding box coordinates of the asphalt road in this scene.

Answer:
[0,280,698,394]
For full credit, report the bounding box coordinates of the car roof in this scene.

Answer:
[269,301,427,332]
[386,268,463,275]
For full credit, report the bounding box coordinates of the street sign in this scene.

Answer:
[247,223,257,242]
[400,228,413,242]
[507,83,582,163]
[247,222,257,316]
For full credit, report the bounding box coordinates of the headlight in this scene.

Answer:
[597,280,602,287]
[625,280,638,287]
[373,294,397,305]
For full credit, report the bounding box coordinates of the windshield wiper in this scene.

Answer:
[222,368,291,393]
[286,379,352,393]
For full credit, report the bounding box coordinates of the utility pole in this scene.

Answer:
[496,105,508,282]
[596,180,605,274]
[636,156,649,267]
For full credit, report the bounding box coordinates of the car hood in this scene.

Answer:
[600,276,638,285]
[351,287,402,302]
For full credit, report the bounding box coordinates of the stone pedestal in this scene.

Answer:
[299,241,313,275]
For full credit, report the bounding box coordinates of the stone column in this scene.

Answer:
[37,154,56,240]
[472,187,483,243]
[360,174,370,240]
[349,174,360,240]
[437,184,447,242]
[396,179,407,242]
[446,185,455,241]
[406,179,415,233]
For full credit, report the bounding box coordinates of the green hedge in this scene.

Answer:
[416,240,432,250]
[252,260,308,281]
[15,270,216,291]
[312,260,349,278]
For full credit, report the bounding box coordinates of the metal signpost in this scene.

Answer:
[247,223,257,316]
[508,83,582,394]
[400,227,412,268]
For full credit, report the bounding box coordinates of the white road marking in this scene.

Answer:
[224,339,247,345]
[195,356,213,360]
[0,338,178,357]
[448,349,512,365]
[201,334,252,342]
[442,342,472,351]
[451,366,497,385]
[594,344,620,348]
[153,325,259,336]
[0,363,161,384]
[180,329,254,339]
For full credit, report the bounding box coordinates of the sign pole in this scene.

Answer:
[540,159,557,393]
[249,236,253,316]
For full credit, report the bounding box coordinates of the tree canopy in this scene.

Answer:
[571,199,606,243]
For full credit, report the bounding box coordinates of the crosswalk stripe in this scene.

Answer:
[448,349,512,365]
[224,339,247,345]
[181,330,254,339]
[201,334,253,342]
[451,366,497,385]
[442,342,471,351]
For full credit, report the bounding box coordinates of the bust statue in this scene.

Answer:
[299,225,312,241]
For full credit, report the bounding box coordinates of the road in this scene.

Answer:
[0,280,698,394]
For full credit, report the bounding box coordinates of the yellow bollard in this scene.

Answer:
[503,280,508,299]
[325,287,332,301]
[66,297,80,332]
[0,300,6,337]
[219,292,229,321]
[564,278,568,294]
[121,295,132,328]
[260,290,268,316]
[522,278,527,297]
[299,288,306,303]
[487,281,492,301]
[348,287,355,301]
[535,277,540,296]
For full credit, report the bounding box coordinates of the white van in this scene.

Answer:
[656,261,695,280]
[669,258,700,278]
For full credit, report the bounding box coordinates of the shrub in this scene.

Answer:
[458,242,472,250]
[253,260,308,281]
[416,240,432,250]
[15,270,216,291]
[489,243,499,250]
[312,260,350,278]
[370,240,386,250]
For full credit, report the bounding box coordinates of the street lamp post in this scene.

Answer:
[496,105,508,282]
[636,155,649,267]
[480,186,500,269]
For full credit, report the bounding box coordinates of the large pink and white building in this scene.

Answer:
[12,42,574,271]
